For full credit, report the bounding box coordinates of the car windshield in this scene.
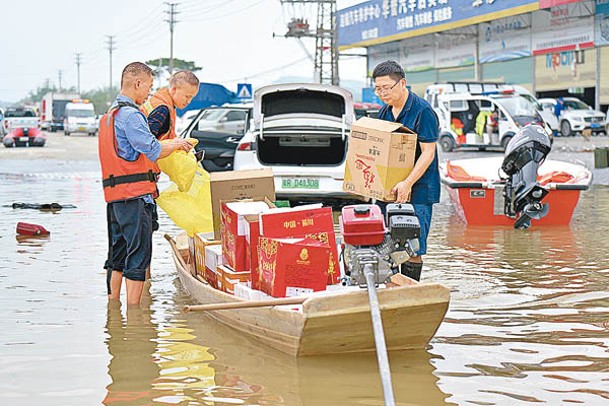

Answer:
[67,109,94,118]
[199,109,226,121]
[564,99,589,110]
[492,96,538,118]
[6,110,36,118]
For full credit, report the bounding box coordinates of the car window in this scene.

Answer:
[67,109,95,118]
[226,110,247,122]
[564,100,589,110]
[199,110,225,121]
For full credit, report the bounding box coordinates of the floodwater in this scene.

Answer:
[1,158,609,405]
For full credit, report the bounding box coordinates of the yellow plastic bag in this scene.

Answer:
[157,138,199,192]
[156,166,213,237]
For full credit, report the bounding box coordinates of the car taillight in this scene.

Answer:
[237,142,252,151]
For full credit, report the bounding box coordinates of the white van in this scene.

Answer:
[63,100,97,136]
[425,84,551,151]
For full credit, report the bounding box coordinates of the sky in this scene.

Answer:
[0,0,366,103]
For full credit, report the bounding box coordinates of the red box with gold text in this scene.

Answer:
[258,237,330,298]
[259,206,340,284]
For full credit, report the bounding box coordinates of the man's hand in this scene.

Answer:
[391,180,412,203]
[172,138,194,152]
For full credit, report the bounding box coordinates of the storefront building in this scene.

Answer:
[337,0,609,111]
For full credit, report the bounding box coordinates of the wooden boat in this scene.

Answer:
[167,234,450,357]
[440,156,592,226]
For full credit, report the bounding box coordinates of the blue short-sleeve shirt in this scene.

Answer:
[377,91,441,204]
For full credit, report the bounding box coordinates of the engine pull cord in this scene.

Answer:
[363,263,396,406]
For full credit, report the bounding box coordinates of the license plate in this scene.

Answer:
[591,123,601,129]
[78,127,87,131]
[282,178,319,189]
[19,136,29,142]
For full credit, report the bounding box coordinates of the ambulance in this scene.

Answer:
[63,100,97,136]
[424,82,551,152]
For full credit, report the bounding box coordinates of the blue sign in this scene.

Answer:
[236,83,253,100]
[337,0,537,48]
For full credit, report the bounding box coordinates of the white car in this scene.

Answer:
[537,97,605,137]
[233,83,354,202]
[175,109,201,136]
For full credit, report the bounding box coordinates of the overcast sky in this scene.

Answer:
[1,0,366,103]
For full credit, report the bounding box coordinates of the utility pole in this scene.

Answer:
[279,1,338,85]
[165,2,179,75]
[106,35,116,94]
[75,53,82,94]
[58,70,63,91]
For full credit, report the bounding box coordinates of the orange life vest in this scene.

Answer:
[98,103,160,203]
[140,87,177,140]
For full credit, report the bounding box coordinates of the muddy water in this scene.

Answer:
[1,161,608,405]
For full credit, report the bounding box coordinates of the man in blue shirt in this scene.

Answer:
[372,60,440,281]
[103,62,193,306]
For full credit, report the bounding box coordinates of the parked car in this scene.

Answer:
[425,89,551,152]
[538,97,605,137]
[175,109,202,136]
[233,83,355,202]
[182,104,253,172]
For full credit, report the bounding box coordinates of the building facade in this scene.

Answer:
[337,0,609,110]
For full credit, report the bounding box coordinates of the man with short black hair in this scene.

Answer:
[141,70,200,140]
[100,62,194,305]
[371,60,440,281]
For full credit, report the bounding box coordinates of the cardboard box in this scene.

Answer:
[204,244,223,288]
[258,237,330,298]
[343,117,417,201]
[194,233,220,277]
[259,206,340,284]
[220,265,251,294]
[210,169,275,239]
[221,198,275,272]
[244,214,263,290]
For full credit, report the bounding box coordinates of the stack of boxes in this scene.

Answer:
[190,182,342,298]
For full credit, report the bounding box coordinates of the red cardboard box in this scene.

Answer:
[244,214,263,290]
[259,206,340,284]
[258,237,330,298]
[221,198,274,272]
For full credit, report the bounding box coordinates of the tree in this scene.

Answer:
[145,58,202,77]
[81,87,119,115]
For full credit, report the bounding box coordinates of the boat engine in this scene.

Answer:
[501,124,552,229]
[339,204,420,286]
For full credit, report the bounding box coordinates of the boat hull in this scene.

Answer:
[170,235,450,356]
[445,185,582,226]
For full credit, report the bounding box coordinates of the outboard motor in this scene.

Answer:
[501,125,552,229]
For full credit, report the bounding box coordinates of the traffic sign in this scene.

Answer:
[237,83,253,100]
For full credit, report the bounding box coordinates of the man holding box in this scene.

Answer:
[371,60,440,281]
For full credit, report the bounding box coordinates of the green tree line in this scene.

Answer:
[20,58,201,114]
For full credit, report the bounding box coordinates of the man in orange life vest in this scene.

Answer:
[99,62,193,306]
[141,70,199,140]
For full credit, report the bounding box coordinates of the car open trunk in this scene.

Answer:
[253,84,354,166]
[257,125,347,165]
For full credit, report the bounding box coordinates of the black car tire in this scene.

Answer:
[560,120,572,137]
[440,134,456,152]
[501,135,513,150]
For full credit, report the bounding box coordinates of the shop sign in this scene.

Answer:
[531,5,594,55]
[337,0,538,48]
[479,15,531,62]
[596,0,609,46]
